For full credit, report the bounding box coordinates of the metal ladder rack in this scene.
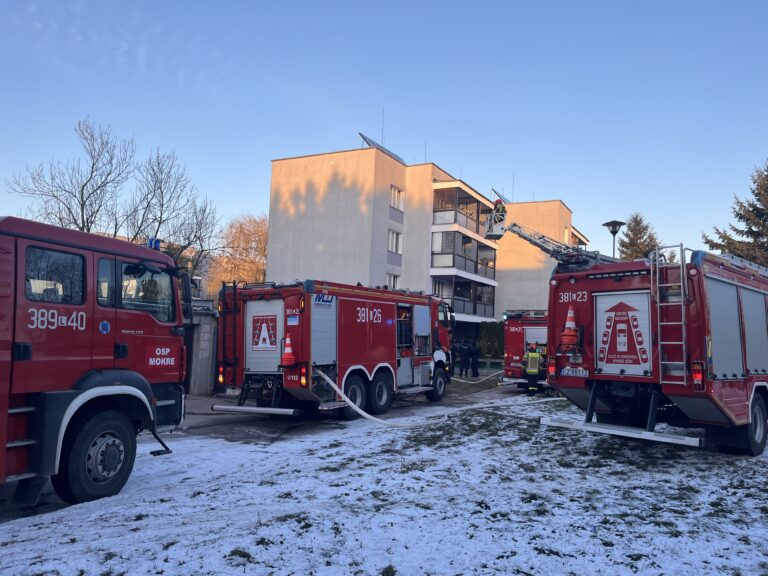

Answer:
[220,281,240,387]
[651,245,690,385]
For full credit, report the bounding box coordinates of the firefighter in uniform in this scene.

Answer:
[523,342,543,396]
[491,199,507,226]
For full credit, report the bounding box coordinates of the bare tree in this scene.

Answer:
[125,149,219,277]
[8,118,135,233]
[207,214,269,295]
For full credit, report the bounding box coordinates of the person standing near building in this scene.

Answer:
[523,342,543,396]
[470,341,480,378]
[459,340,470,378]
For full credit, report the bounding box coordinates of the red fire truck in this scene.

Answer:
[502,310,547,388]
[544,246,768,455]
[1,217,190,504]
[214,280,454,418]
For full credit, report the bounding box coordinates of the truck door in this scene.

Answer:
[0,235,14,479]
[12,240,93,393]
[114,259,182,384]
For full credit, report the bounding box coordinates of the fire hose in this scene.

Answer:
[313,369,562,429]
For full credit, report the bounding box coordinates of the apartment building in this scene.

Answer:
[266,138,498,330]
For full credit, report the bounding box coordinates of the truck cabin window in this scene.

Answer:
[25,247,84,305]
[120,263,174,322]
[97,258,115,307]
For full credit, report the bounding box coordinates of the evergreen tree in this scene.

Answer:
[702,159,768,266]
[617,212,661,260]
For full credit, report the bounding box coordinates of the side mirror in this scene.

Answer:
[181,272,192,304]
[181,272,193,322]
[450,314,457,330]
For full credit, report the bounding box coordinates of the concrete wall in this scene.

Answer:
[495,200,576,314]
[267,149,377,285]
[186,308,218,395]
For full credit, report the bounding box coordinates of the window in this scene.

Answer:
[390,185,405,211]
[25,247,84,304]
[97,258,115,307]
[120,263,175,322]
[386,273,400,290]
[388,230,402,254]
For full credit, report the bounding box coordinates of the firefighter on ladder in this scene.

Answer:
[491,199,507,226]
[523,342,543,396]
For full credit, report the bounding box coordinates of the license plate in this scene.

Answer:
[560,367,589,378]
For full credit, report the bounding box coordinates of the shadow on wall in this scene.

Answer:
[272,169,372,220]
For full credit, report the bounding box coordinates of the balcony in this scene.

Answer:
[433,186,492,237]
[433,210,478,233]
[432,278,495,319]
[430,253,495,280]
[447,296,494,318]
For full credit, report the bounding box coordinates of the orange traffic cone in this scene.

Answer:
[560,305,578,349]
[281,334,296,366]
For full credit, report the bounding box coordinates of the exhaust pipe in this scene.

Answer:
[211,405,299,417]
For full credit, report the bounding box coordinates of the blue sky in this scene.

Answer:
[2,0,767,255]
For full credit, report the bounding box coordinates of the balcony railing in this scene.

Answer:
[431,254,495,280]
[433,210,478,233]
[446,297,494,318]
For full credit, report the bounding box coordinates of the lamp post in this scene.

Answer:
[602,220,626,259]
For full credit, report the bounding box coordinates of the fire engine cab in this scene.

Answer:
[0,217,189,504]
[544,245,768,455]
[214,280,454,418]
[502,310,547,388]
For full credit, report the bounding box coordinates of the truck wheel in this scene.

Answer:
[51,410,137,504]
[341,376,367,420]
[427,367,447,402]
[367,372,393,415]
[746,395,767,456]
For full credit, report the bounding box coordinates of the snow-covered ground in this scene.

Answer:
[2,394,767,576]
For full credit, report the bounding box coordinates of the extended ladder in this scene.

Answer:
[651,245,690,385]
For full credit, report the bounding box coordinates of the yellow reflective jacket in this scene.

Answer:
[523,351,542,374]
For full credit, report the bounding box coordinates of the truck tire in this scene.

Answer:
[367,372,393,415]
[51,410,137,504]
[745,395,767,456]
[427,367,447,402]
[341,376,367,420]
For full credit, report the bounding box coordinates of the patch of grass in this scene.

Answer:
[103,552,118,562]
[133,513,148,521]
[162,541,177,551]
[190,491,204,498]
[277,491,293,499]
[227,548,253,563]
[380,565,396,576]
[255,537,273,547]
[626,553,648,562]
[521,492,542,504]
[317,465,344,473]
[533,546,574,558]
[496,551,517,560]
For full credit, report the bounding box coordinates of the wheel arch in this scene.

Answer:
[750,382,768,423]
[55,386,153,473]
